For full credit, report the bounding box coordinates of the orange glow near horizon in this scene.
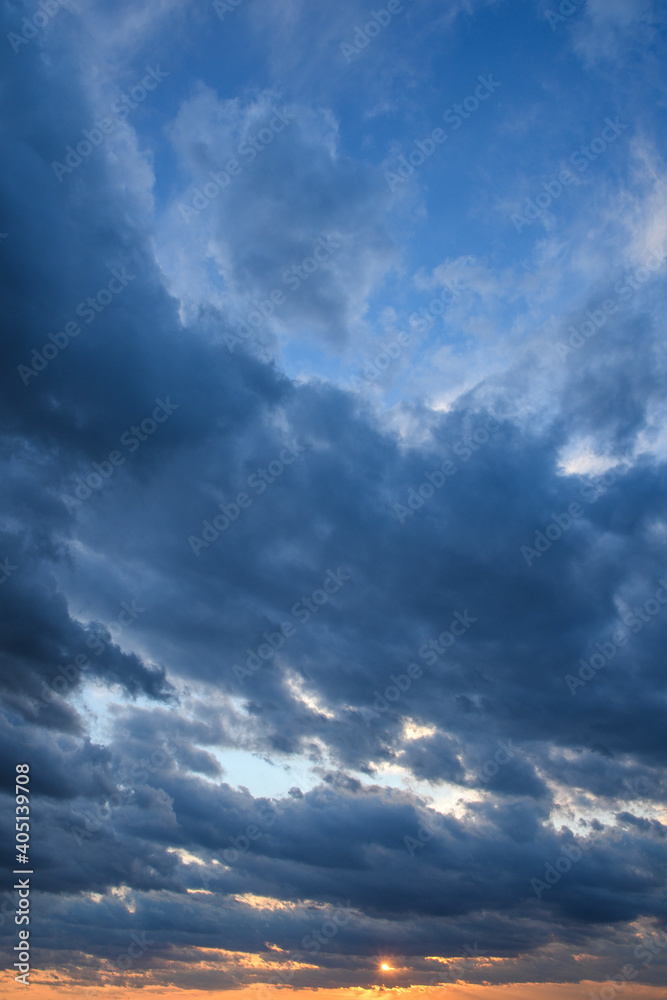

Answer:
[2,978,667,1000]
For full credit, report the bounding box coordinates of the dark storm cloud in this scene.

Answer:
[10,770,667,985]
[2,0,667,990]
[0,527,173,733]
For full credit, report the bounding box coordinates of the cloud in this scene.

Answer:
[2,0,667,992]
[161,86,396,351]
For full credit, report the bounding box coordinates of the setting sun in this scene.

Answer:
[380,964,392,971]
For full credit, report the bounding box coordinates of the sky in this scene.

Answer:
[1,0,667,998]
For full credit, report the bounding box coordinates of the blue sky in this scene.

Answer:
[2,0,667,997]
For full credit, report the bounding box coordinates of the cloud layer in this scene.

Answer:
[1,0,667,995]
